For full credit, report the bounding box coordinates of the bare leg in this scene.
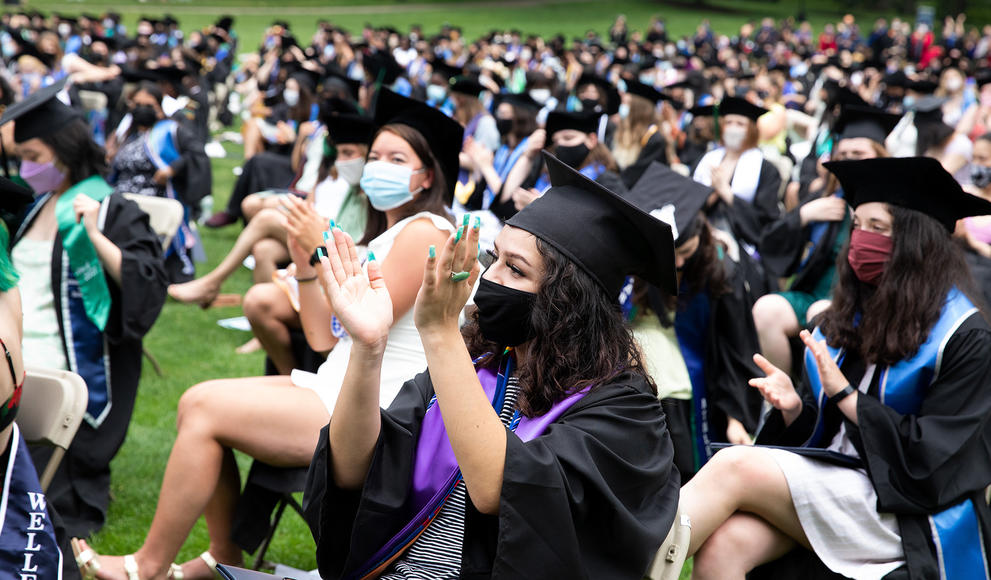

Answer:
[168,209,288,307]
[90,376,330,580]
[242,118,262,160]
[244,282,301,375]
[805,299,832,325]
[693,513,796,580]
[240,193,265,222]
[251,238,290,284]
[680,445,810,557]
[752,294,801,377]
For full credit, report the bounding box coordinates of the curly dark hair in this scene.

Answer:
[464,237,655,416]
[819,205,984,366]
[41,118,107,186]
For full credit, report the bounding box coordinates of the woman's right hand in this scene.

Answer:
[749,353,803,426]
[799,196,847,226]
[317,228,393,350]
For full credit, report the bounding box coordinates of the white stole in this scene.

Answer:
[692,147,764,204]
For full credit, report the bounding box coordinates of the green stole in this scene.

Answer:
[54,176,113,331]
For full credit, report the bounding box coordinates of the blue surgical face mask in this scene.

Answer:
[359,160,425,210]
[618,103,630,119]
[426,83,447,103]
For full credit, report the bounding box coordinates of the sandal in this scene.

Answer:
[167,551,220,579]
[72,538,142,580]
[71,538,100,580]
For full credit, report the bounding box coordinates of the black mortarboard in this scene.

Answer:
[430,59,463,80]
[575,73,620,115]
[363,50,404,86]
[448,75,485,97]
[506,152,676,296]
[824,80,870,109]
[0,175,35,215]
[834,105,900,144]
[321,97,360,117]
[824,157,991,232]
[691,96,767,122]
[494,92,541,112]
[325,113,375,146]
[323,69,361,100]
[545,110,599,138]
[908,78,939,94]
[215,16,234,32]
[622,78,670,105]
[290,69,320,93]
[0,79,82,143]
[883,70,909,88]
[624,161,713,246]
[373,88,464,201]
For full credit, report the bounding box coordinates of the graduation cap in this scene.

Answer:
[320,97,360,117]
[448,75,485,97]
[289,68,320,94]
[545,110,599,138]
[363,50,405,86]
[691,96,767,122]
[833,105,900,144]
[325,113,375,146]
[825,157,991,232]
[430,59,463,80]
[494,92,541,112]
[575,73,620,115]
[215,16,234,32]
[622,78,670,105]
[824,80,870,109]
[907,78,938,94]
[373,88,464,201]
[323,69,361,100]
[506,152,676,296]
[624,161,712,246]
[0,79,82,143]
[882,71,909,88]
[911,96,947,126]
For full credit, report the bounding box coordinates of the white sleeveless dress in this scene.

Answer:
[290,211,456,414]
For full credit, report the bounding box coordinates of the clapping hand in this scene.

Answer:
[799,329,849,398]
[414,215,482,336]
[316,228,393,350]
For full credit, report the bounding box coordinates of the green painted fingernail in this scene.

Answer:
[336,225,344,232]
[323,231,330,242]
[428,245,436,258]
[455,226,463,243]
[329,219,336,228]
[463,214,470,227]
[451,271,470,282]
[473,216,481,230]
[368,251,376,261]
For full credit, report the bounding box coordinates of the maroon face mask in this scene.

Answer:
[847,228,894,285]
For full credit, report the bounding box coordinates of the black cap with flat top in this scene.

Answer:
[824,157,991,232]
[834,105,900,144]
[622,78,671,105]
[575,73,620,115]
[506,152,676,296]
[372,88,464,201]
[690,96,767,122]
[0,79,82,143]
[324,113,375,146]
[624,161,713,246]
[544,110,599,138]
[493,92,541,112]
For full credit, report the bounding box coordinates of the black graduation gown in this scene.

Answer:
[750,313,991,580]
[169,120,213,213]
[619,131,670,190]
[651,257,763,478]
[15,193,168,537]
[709,158,783,252]
[758,199,846,294]
[302,369,680,579]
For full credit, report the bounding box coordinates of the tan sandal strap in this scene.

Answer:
[124,554,141,580]
[199,551,219,571]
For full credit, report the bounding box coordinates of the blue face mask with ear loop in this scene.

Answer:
[359,160,426,210]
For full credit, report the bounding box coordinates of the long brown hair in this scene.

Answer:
[464,237,654,416]
[646,218,730,321]
[819,205,983,365]
[612,94,658,168]
[357,124,454,245]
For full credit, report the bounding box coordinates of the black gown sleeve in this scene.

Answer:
[303,371,433,580]
[102,194,168,344]
[490,374,679,579]
[706,262,764,433]
[170,122,213,208]
[758,207,806,279]
[848,315,991,514]
[727,159,782,248]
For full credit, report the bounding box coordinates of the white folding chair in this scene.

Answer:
[17,368,88,493]
[122,193,185,251]
[644,508,692,580]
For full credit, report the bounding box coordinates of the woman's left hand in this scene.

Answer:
[153,166,175,185]
[73,194,101,234]
[799,329,849,397]
[725,416,753,445]
[414,216,481,336]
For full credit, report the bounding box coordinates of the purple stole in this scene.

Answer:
[351,361,588,579]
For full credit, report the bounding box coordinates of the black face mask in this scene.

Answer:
[554,143,590,169]
[473,277,536,347]
[132,104,159,128]
[580,98,601,113]
[496,118,513,138]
